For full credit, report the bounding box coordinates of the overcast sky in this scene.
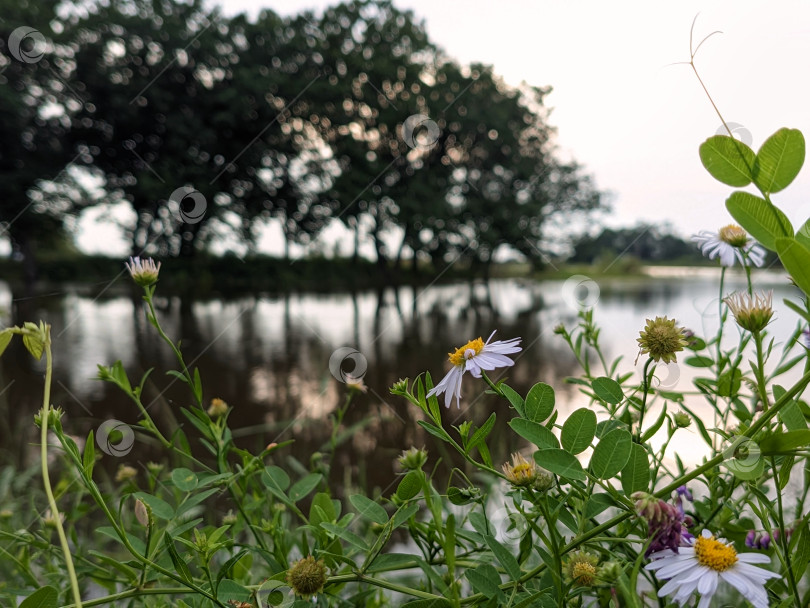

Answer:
[75,0,810,255]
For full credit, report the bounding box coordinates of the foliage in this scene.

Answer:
[5,0,603,275]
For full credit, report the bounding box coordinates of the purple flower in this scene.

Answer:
[633,492,691,556]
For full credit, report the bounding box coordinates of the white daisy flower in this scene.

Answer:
[646,529,778,608]
[691,224,765,268]
[427,330,522,409]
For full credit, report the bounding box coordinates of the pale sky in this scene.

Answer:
[73,0,810,256]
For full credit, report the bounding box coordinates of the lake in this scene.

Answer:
[1,268,804,496]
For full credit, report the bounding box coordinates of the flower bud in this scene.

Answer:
[389,378,409,395]
[398,447,428,470]
[115,464,138,483]
[502,452,539,487]
[207,398,229,418]
[724,291,773,334]
[287,555,328,599]
[134,498,151,526]
[125,256,161,287]
[673,412,691,428]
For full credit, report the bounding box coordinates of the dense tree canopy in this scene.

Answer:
[4,0,606,277]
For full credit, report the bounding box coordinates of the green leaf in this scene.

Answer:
[584,493,616,519]
[485,535,522,580]
[216,579,250,602]
[171,468,199,492]
[22,332,44,361]
[534,449,586,482]
[640,405,668,442]
[83,430,95,478]
[759,430,810,453]
[216,550,249,588]
[501,383,525,417]
[350,494,388,525]
[509,418,560,449]
[590,429,632,479]
[560,408,597,454]
[591,377,623,405]
[396,470,423,500]
[466,563,505,600]
[321,522,369,550]
[699,134,755,186]
[402,601,453,608]
[685,355,714,368]
[790,523,810,581]
[392,502,419,528]
[192,366,203,404]
[752,128,805,194]
[310,492,337,526]
[524,382,555,422]
[19,586,58,608]
[0,329,13,358]
[133,492,174,520]
[261,466,291,492]
[776,237,810,297]
[417,419,452,443]
[774,385,807,431]
[621,443,650,494]
[726,191,793,251]
[467,412,496,452]
[164,534,193,582]
[290,473,322,502]
[796,218,810,250]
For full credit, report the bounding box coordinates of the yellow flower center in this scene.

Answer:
[718,224,749,248]
[448,338,484,367]
[694,534,738,572]
[512,463,534,479]
[571,562,597,585]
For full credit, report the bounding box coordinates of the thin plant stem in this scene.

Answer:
[37,327,83,608]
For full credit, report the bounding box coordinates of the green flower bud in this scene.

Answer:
[287,555,328,599]
[398,447,428,470]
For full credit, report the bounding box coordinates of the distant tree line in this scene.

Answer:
[1,0,605,282]
[569,223,704,265]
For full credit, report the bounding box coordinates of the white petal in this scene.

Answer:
[737,552,774,565]
[696,569,717,596]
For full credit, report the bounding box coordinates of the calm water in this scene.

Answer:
[0,268,804,494]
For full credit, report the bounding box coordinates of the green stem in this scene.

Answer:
[39,328,83,608]
[327,573,445,600]
[144,289,200,407]
[770,455,802,607]
[59,587,189,608]
[753,330,771,411]
[636,358,654,442]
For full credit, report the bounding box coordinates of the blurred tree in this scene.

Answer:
[307,1,604,279]
[62,0,334,259]
[0,0,86,282]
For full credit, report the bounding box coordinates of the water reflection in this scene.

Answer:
[0,270,803,493]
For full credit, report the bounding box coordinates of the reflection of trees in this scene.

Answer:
[0,279,583,489]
